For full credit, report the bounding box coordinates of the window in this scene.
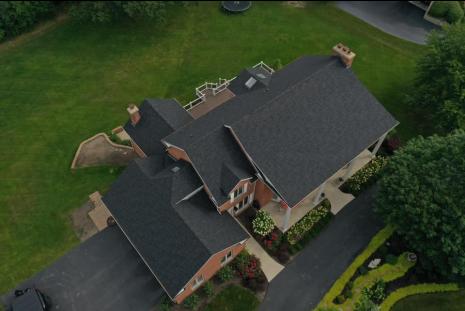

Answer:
[192,275,204,290]
[221,250,233,266]
[233,195,250,214]
[230,183,247,201]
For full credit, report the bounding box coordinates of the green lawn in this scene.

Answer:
[392,290,465,311]
[203,284,259,311]
[0,2,427,293]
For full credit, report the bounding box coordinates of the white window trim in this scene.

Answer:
[221,251,233,266]
[192,275,204,290]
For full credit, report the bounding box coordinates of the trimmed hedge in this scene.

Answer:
[317,225,394,309]
[341,156,387,196]
[429,1,464,24]
[286,200,331,245]
[380,283,459,311]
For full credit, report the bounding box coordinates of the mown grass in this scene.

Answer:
[0,2,427,293]
[203,284,259,311]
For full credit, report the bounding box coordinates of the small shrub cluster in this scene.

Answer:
[286,201,331,245]
[385,254,398,265]
[203,281,215,298]
[182,293,200,310]
[217,265,234,282]
[354,293,378,311]
[252,210,275,236]
[429,1,464,24]
[362,279,386,304]
[108,132,132,146]
[231,252,266,292]
[159,294,173,311]
[341,156,388,196]
[262,230,290,264]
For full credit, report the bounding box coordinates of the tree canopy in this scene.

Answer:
[0,1,56,41]
[408,24,465,132]
[69,1,182,23]
[375,130,465,279]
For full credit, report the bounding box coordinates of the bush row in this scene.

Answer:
[429,1,464,24]
[286,200,331,245]
[341,156,388,196]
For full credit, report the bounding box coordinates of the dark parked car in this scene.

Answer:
[10,288,49,311]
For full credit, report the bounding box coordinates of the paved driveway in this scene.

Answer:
[260,187,383,311]
[1,227,163,311]
[335,1,437,44]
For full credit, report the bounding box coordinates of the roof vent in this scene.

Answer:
[257,73,266,79]
[171,166,180,173]
[245,77,257,89]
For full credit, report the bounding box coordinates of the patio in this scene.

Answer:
[262,149,373,232]
[188,88,235,119]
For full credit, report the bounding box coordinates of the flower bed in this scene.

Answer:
[340,156,388,196]
[286,199,331,245]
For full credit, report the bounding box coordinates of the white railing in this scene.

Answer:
[253,61,275,74]
[185,61,274,111]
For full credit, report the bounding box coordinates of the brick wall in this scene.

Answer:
[217,179,255,213]
[254,179,273,207]
[173,242,246,303]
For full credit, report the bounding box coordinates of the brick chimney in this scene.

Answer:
[332,43,356,68]
[127,104,141,126]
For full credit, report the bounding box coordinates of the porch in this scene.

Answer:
[262,148,374,232]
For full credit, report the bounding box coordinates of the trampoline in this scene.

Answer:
[222,1,252,13]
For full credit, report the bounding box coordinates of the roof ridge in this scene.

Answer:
[146,99,180,130]
[229,56,340,127]
[172,191,218,254]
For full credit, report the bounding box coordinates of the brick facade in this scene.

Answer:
[254,179,273,207]
[217,179,255,213]
[173,241,246,303]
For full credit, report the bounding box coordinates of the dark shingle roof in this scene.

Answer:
[228,66,272,95]
[230,57,398,206]
[102,157,247,298]
[163,56,346,205]
[164,56,398,207]
[124,99,193,156]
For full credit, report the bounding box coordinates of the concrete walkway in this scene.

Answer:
[335,1,437,45]
[246,238,284,282]
[259,186,384,311]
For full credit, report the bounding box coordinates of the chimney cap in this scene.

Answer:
[127,104,139,115]
[332,43,356,68]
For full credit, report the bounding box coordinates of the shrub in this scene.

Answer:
[362,279,386,304]
[218,265,234,282]
[429,1,464,23]
[252,210,275,236]
[341,156,387,196]
[203,281,214,298]
[159,294,173,311]
[446,2,464,23]
[182,294,200,310]
[385,254,398,265]
[69,1,184,23]
[354,293,378,311]
[335,294,346,304]
[286,201,331,245]
[358,266,368,276]
[0,1,56,41]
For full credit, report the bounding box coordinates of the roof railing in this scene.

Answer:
[185,61,274,111]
